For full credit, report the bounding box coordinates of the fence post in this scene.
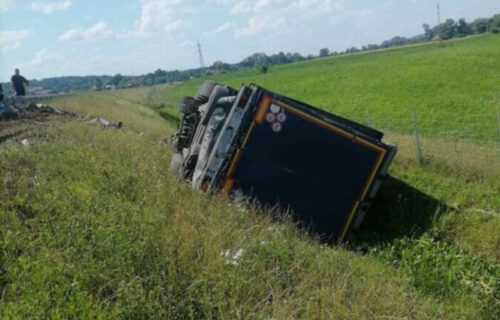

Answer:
[412,109,423,165]
[365,110,371,127]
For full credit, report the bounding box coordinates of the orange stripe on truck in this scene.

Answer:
[254,94,272,124]
[221,178,234,196]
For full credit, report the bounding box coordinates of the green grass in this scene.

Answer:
[163,33,500,256]
[1,35,500,318]
[0,111,462,319]
[165,34,500,141]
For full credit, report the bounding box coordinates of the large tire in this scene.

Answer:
[169,153,184,178]
[179,96,200,114]
[225,86,239,97]
[195,81,217,104]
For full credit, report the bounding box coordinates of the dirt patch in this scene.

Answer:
[1,100,123,145]
[0,100,73,122]
[0,120,56,146]
[0,129,27,144]
[0,100,71,145]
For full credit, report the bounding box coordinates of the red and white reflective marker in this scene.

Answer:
[277,112,287,123]
[270,104,281,114]
[265,113,276,123]
[272,122,283,132]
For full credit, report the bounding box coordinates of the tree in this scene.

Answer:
[212,61,230,71]
[258,65,268,74]
[380,37,408,48]
[154,69,167,77]
[276,52,288,64]
[473,18,489,33]
[319,48,330,57]
[144,73,155,86]
[440,19,458,39]
[491,14,500,32]
[111,74,123,87]
[291,52,305,62]
[94,79,102,91]
[240,53,270,67]
[457,18,473,36]
[423,23,433,40]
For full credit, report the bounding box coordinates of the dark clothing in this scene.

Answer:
[0,83,3,101]
[11,74,28,96]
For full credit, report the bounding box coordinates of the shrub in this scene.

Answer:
[258,65,269,74]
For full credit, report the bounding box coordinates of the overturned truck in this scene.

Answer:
[170,81,397,241]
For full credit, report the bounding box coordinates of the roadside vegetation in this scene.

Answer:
[1,34,499,318]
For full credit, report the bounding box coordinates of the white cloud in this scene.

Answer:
[57,0,188,43]
[224,0,343,15]
[30,1,72,14]
[329,9,374,27]
[0,0,16,10]
[204,22,233,35]
[21,48,61,68]
[0,30,30,51]
[58,22,114,42]
[134,0,184,36]
[235,15,285,38]
[226,0,345,38]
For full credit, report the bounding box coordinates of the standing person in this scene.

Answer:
[0,83,4,101]
[11,69,29,97]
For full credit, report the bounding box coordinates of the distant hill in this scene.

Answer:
[165,33,500,142]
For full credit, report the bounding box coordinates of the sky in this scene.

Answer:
[0,0,499,82]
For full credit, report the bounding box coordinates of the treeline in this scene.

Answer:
[1,52,314,95]
[2,13,498,95]
[320,14,500,55]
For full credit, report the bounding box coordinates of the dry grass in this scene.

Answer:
[386,131,500,181]
[49,90,172,139]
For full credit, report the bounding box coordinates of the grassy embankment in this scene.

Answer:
[1,35,499,318]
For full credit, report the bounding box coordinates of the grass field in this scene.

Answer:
[163,34,500,141]
[1,35,499,319]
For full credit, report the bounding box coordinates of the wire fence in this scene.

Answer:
[359,109,500,176]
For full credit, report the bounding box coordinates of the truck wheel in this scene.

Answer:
[169,153,184,177]
[179,96,200,114]
[195,81,217,103]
